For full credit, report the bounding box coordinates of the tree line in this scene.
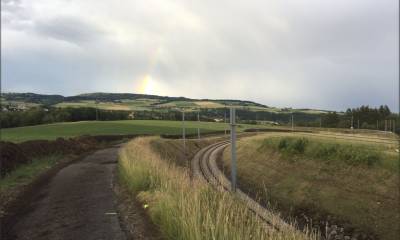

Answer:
[318,105,398,132]
[1,105,398,134]
[1,106,320,128]
[0,107,130,128]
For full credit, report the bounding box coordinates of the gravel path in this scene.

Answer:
[4,146,126,240]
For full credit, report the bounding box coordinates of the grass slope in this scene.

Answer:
[222,133,399,240]
[118,137,312,240]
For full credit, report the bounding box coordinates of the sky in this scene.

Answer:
[1,0,399,111]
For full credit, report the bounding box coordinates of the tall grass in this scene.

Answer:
[118,137,311,240]
[260,137,383,167]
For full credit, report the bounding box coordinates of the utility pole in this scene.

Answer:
[197,110,200,140]
[291,113,294,132]
[182,110,186,165]
[224,106,227,135]
[95,99,99,121]
[351,115,354,130]
[389,119,392,132]
[230,108,237,192]
[357,119,360,129]
[393,120,396,133]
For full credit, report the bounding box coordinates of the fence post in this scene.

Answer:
[197,110,200,139]
[230,108,237,192]
[182,110,186,166]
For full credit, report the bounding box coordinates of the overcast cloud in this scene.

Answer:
[1,0,398,111]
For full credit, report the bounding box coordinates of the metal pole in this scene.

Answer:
[351,115,354,130]
[96,99,99,121]
[182,110,186,162]
[197,110,200,140]
[393,120,396,133]
[385,120,387,132]
[291,113,294,131]
[224,107,227,135]
[230,108,237,192]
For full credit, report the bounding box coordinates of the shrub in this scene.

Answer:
[276,138,308,154]
[278,138,288,150]
[292,138,308,153]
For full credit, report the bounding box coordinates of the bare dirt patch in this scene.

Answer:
[1,147,126,240]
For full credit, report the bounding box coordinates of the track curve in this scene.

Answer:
[191,141,296,232]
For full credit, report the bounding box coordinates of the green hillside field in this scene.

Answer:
[0,120,261,142]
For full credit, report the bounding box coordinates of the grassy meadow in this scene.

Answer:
[222,133,399,240]
[0,120,263,142]
[118,137,313,240]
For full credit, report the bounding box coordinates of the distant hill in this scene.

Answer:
[1,92,65,105]
[0,92,328,114]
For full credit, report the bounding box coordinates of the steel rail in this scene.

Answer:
[191,141,297,233]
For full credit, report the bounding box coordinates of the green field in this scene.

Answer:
[0,120,259,142]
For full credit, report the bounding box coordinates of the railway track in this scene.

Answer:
[191,141,296,233]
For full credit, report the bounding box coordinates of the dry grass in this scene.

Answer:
[118,137,313,240]
[149,137,225,167]
[194,101,225,108]
[222,133,400,240]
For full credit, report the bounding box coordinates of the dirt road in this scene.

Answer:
[3,146,126,240]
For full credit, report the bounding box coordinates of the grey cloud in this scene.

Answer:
[1,0,398,111]
[32,17,106,45]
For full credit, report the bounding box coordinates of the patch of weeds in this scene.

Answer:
[260,137,382,167]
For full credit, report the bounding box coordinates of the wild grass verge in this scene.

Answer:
[259,136,393,168]
[0,155,61,193]
[118,137,312,240]
[223,134,399,240]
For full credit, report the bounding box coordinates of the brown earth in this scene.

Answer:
[0,135,145,177]
[1,146,127,240]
